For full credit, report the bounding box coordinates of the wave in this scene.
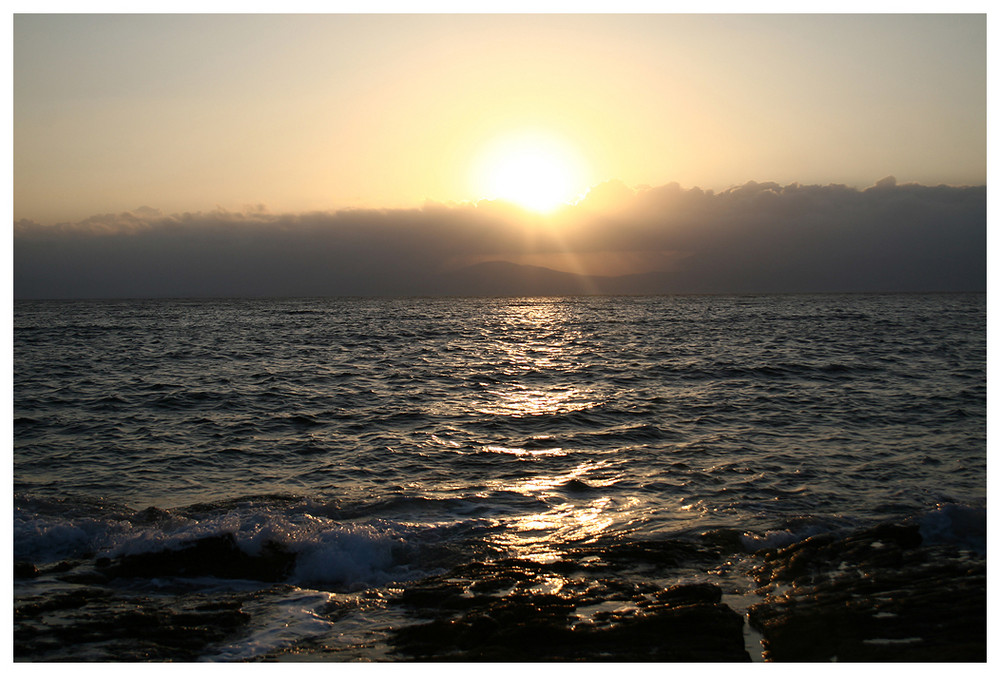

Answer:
[16,490,985,596]
[13,493,473,591]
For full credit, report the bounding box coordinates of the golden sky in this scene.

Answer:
[13,12,986,224]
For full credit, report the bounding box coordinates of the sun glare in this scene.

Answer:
[473,132,587,213]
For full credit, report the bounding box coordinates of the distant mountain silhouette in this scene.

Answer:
[426,260,675,296]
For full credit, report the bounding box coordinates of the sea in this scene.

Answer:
[12,293,987,661]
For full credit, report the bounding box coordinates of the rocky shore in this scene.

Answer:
[14,522,986,661]
[388,547,750,661]
[747,523,986,661]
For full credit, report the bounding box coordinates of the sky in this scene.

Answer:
[10,9,989,298]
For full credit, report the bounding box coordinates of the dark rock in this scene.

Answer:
[747,523,985,662]
[47,560,80,573]
[389,552,750,661]
[14,560,38,579]
[56,570,115,585]
[587,539,721,568]
[95,534,296,582]
[14,589,251,661]
[654,583,722,606]
[15,588,112,619]
[870,523,922,549]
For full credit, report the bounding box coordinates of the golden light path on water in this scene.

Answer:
[475,302,596,416]
[469,301,642,561]
[475,386,595,418]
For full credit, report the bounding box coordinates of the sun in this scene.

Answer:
[473,131,587,213]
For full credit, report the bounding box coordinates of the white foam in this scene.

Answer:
[290,522,414,589]
[13,510,139,563]
[15,500,437,589]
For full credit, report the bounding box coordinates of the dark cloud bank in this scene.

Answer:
[14,178,985,299]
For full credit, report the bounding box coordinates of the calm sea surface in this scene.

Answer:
[13,294,987,660]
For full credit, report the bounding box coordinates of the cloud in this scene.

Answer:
[13,178,986,298]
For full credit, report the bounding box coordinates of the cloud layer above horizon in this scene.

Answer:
[14,178,986,299]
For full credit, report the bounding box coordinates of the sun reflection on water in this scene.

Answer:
[503,459,615,494]
[471,301,634,561]
[490,497,620,563]
[476,385,598,417]
[484,459,636,562]
[483,445,567,458]
[476,301,602,418]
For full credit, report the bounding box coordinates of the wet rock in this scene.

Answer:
[15,587,113,620]
[14,590,252,661]
[580,539,722,569]
[57,570,115,585]
[14,560,38,579]
[390,552,750,661]
[94,534,296,582]
[747,523,986,661]
[653,582,722,606]
[47,560,81,574]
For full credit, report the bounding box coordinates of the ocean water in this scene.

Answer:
[13,294,987,661]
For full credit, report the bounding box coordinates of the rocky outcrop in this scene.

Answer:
[93,534,296,582]
[390,551,750,661]
[14,589,251,661]
[746,524,986,661]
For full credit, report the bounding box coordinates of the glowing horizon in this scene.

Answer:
[13,14,985,225]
